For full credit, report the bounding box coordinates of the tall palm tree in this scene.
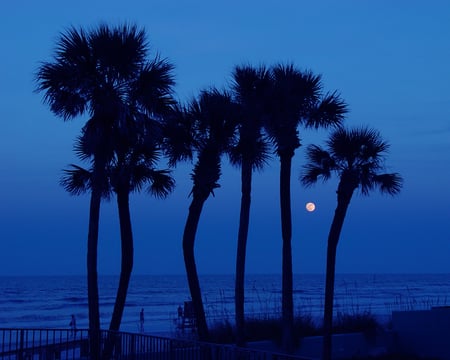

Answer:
[300,126,403,360]
[264,63,347,352]
[63,127,175,358]
[163,89,238,340]
[36,24,175,358]
[108,123,175,336]
[229,65,272,346]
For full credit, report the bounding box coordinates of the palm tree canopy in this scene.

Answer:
[37,25,174,116]
[162,89,239,170]
[190,89,237,149]
[108,137,175,198]
[37,24,144,119]
[61,164,97,197]
[161,103,196,167]
[61,155,174,200]
[36,23,176,160]
[164,88,237,198]
[301,126,403,196]
[263,63,348,157]
[228,65,272,171]
[191,89,238,195]
[62,125,175,200]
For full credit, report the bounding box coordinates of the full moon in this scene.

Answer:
[306,202,316,212]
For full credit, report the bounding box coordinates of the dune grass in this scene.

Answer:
[208,311,380,344]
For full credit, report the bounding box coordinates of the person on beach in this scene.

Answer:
[177,305,184,327]
[139,308,144,333]
[69,314,77,337]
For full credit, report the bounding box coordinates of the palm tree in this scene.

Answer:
[229,65,272,346]
[108,123,175,337]
[36,24,175,358]
[300,126,403,360]
[163,89,238,340]
[264,63,347,352]
[63,127,175,358]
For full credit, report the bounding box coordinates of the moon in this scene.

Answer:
[306,202,316,212]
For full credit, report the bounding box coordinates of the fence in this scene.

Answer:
[0,328,314,360]
[0,328,89,359]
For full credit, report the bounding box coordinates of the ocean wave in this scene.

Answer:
[3,299,27,304]
[62,296,86,303]
[1,274,449,330]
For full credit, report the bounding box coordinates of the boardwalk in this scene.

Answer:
[0,328,89,359]
[0,328,314,360]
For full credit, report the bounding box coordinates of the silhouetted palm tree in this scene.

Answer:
[229,65,272,346]
[108,126,175,337]
[62,126,174,345]
[300,126,403,360]
[264,64,347,352]
[163,89,238,340]
[36,24,175,358]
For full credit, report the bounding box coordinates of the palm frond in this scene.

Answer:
[231,64,271,105]
[76,119,115,162]
[300,145,335,186]
[301,164,332,187]
[60,164,92,195]
[35,26,94,120]
[56,26,91,62]
[304,91,348,129]
[228,134,272,170]
[161,104,195,166]
[229,64,273,171]
[35,63,89,120]
[306,125,403,197]
[373,173,403,196]
[353,127,390,163]
[306,145,335,168]
[272,64,322,109]
[145,169,175,198]
[89,23,147,80]
[191,88,239,153]
[133,56,176,116]
[357,164,376,195]
[73,133,94,162]
[264,64,324,154]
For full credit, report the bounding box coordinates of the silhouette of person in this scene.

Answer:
[69,314,77,337]
[177,305,183,327]
[139,308,144,333]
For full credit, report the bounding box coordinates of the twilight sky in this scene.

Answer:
[0,1,449,276]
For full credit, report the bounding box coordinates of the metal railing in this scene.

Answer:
[0,328,89,359]
[0,328,315,360]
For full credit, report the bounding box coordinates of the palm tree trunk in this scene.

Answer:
[279,154,294,353]
[183,194,210,341]
[103,189,134,359]
[110,189,134,331]
[322,239,338,360]
[87,185,101,360]
[235,161,252,347]
[323,186,353,360]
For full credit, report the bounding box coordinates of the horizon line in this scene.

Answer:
[0,271,449,277]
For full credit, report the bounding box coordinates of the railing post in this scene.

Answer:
[17,329,24,360]
[130,333,136,360]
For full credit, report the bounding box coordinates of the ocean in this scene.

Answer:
[0,274,448,334]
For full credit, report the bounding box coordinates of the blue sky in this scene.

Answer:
[0,1,449,276]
